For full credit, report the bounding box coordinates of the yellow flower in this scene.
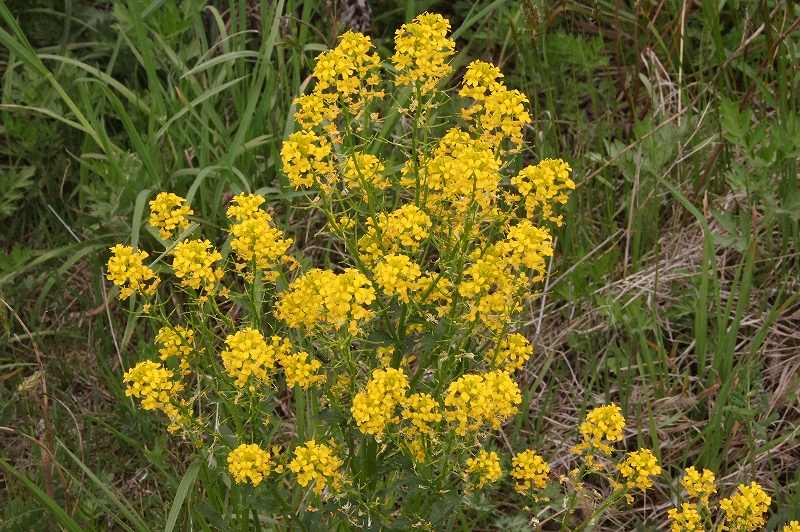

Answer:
[281,130,334,189]
[488,332,533,372]
[293,92,340,129]
[497,220,553,279]
[227,443,271,487]
[358,204,432,264]
[229,212,292,273]
[459,60,504,103]
[618,448,661,501]
[311,31,382,112]
[572,403,626,456]
[289,440,343,494]
[416,128,501,212]
[719,482,771,532]
[226,193,268,222]
[279,351,326,390]
[682,466,717,505]
[277,268,375,334]
[783,521,800,532]
[122,360,185,432]
[465,449,502,489]
[343,152,388,195]
[374,254,422,303]
[458,249,523,331]
[351,368,409,436]
[511,449,550,493]
[511,159,575,226]
[220,328,292,390]
[667,503,703,532]
[148,192,193,239]
[444,370,521,435]
[391,13,455,94]
[401,393,442,435]
[171,239,224,292]
[107,244,159,300]
[155,325,195,374]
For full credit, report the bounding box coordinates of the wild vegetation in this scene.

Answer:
[1,1,799,530]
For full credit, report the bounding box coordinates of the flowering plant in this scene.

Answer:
[106,13,781,530]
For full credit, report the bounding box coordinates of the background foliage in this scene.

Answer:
[1,0,799,529]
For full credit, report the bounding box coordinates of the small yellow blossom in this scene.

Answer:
[667,503,703,532]
[226,193,268,222]
[294,92,340,129]
[107,244,159,300]
[682,466,717,505]
[351,368,409,436]
[618,448,661,501]
[498,220,553,279]
[148,192,192,239]
[343,152,388,194]
[719,482,771,532]
[229,211,293,273]
[511,159,575,226]
[401,393,442,435]
[444,370,521,435]
[374,254,422,303]
[277,268,375,334]
[122,360,185,432]
[572,403,626,456]
[171,239,223,292]
[465,449,502,489]
[392,13,455,94]
[289,440,343,494]
[358,204,432,264]
[155,325,195,374]
[281,130,334,189]
[227,443,271,487]
[220,328,292,389]
[511,450,550,494]
[279,351,326,390]
[488,332,533,372]
[783,521,800,532]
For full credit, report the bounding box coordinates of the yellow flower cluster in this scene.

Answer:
[460,60,531,147]
[351,368,410,436]
[220,328,291,390]
[106,244,159,300]
[458,249,523,331]
[343,152,388,195]
[511,159,575,226]
[618,448,661,498]
[682,466,716,504]
[155,325,195,374]
[511,449,550,493]
[122,360,185,432]
[229,211,292,275]
[171,239,223,292]
[358,204,432,263]
[276,268,375,334]
[227,443,271,487]
[465,449,502,489]
[444,370,521,435]
[489,333,533,372]
[148,192,193,239]
[278,351,326,390]
[401,393,442,436]
[719,482,771,532]
[499,220,554,277]
[289,440,343,494]
[310,31,382,113]
[226,192,267,222]
[417,128,501,213]
[391,13,455,94]
[667,503,703,532]
[373,254,422,303]
[573,403,626,456]
[281,130,334,189]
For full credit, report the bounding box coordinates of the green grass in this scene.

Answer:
[2,0,799,529]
